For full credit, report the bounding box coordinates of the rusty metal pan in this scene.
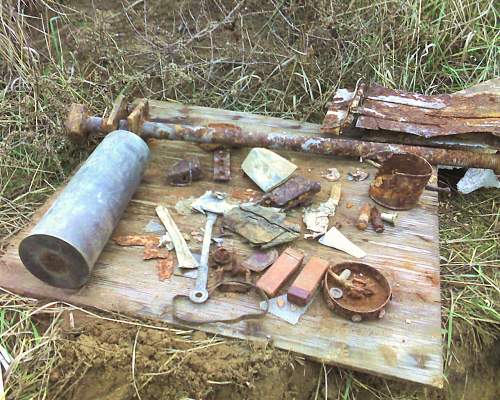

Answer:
[323,262,392,322]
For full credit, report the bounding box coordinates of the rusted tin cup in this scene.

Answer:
[369,152,432,210]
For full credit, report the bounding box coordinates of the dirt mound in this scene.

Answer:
[48,318,319,400]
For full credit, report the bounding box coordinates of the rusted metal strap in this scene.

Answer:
[171,280,269,325]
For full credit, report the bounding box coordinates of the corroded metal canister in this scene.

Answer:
[323,262,392,322]
[19,130,150,289]
[369,152,432,210]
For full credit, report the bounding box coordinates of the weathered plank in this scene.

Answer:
[0,102,443,387]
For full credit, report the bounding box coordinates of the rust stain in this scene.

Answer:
[410,352,430,369]
[113,235,159,247]
[143,244,170,260]
[156,253,174,281]
[379,345,398,366]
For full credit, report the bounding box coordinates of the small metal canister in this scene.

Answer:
[369,152,432,210]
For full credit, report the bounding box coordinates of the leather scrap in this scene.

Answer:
[223,204,300,249]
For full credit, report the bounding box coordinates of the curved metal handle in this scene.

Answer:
[189,212,217,303]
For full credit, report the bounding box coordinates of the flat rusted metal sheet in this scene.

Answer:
[0,101,443,387]
[322,79,500,138]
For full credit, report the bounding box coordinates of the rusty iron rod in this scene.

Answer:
[81,116,500,172]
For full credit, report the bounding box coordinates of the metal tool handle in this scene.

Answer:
[189,212,217,303]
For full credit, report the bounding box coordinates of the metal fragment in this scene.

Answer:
[223,204,301,249]
[348,169,369,181]
[322,80,500,138]
[114,235,159,247]
[174,197,196,216]
[143,244,170,260]
[322,168,341,182]
[156,253,175,281]
[241,248,279,272]
[261,176,321,210]
[143,219,166,234]
[370,207,384,233]
[259,294,314,325]
[166,156,203,186]
[213,247,232,265]
[356,203,372,231]
[191,191,237,215]
[213,148,231,181]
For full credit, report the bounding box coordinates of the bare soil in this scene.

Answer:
[48,315,320,400]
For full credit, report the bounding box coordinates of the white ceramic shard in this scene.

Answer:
[318,227,366,258]
[241,148,297,192]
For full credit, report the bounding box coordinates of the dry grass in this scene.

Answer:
[0,0,498,399]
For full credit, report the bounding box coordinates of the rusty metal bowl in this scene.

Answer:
[323,262,391,322]
[369,152,432,210]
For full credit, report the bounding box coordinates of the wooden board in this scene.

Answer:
[0,101,443,387]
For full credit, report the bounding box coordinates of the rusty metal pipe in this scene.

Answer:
[81,115,500,172]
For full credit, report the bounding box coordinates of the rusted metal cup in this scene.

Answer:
[369,152,432,210]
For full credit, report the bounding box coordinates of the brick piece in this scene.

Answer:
[287,257,330,306]
[256,248,304,297]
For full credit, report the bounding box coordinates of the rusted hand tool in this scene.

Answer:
[66,102,500,172]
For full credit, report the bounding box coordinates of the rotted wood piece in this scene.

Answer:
[127,99,149,134]
[102,94,128,133]
[65,104,89,142]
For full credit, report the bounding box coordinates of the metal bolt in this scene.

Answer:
[329,287,343,299]
[351,314,362,322]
